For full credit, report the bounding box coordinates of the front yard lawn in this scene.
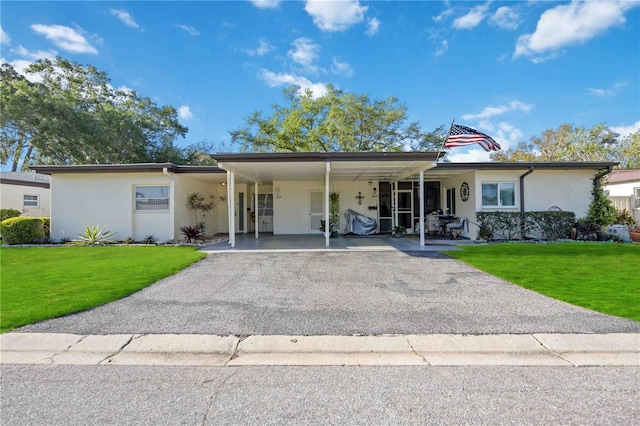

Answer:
[448,242,640,322]
[0,246,206,333]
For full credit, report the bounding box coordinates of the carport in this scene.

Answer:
[215,152,441,248]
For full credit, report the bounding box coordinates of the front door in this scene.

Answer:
[309,191,323,233]
[397,189,413,229]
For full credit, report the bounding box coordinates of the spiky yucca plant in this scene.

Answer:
[76,225,116,245]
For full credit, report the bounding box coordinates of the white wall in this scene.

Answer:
[606,181,638,197]
[0,183,50,218]
[50,173,174,242]
[273,179,377,234]
[174,175,224,238]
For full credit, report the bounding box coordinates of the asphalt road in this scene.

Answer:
[2,364,639,425]
[18,251,640,335]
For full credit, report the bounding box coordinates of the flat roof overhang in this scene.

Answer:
[215,151,441,183]
[31,163,227,184]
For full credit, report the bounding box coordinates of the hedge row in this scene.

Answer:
[0,217,50,245]
[476,211,576,241]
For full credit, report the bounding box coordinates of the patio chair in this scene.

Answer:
[446,217,467,238]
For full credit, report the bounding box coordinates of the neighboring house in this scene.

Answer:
[605,168,640,224]
[0,172,51,218]
[33,153,616,246]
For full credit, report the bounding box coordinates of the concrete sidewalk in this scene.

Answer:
[1,333,638,367]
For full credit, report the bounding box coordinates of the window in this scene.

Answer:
[23,194,39,208]
[255,193,273,216]
[635,188,640,209]
[135,186,170,211]
[446,187,456,215]
[482,183,516,207]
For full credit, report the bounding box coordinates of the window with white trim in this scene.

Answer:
[134,186,170,211]
[23,194,39,208]
[635,187,640,209]
[482,182,516,207]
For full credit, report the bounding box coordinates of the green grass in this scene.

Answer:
[448,242,640,321]
[0,246,207,333]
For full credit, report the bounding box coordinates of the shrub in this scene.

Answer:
[180,225,204,243]
[586,178,616,227]
[0,209,21,222]
[476,211,576,241]
[142,235,157,245]
[75,225,116,245]
[614,209,636,226]
[0,217,44,244]
[39,217,50,238]
[529,211,576,241]
[476,212,534,240]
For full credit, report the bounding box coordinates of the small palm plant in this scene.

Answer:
[180,225,204,243]
[76,225,116,245]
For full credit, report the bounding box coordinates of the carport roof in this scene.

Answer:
[215,151,441,183]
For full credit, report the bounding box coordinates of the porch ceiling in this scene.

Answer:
[217,160,438,184]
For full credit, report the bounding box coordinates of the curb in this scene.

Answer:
[1,333,638,367]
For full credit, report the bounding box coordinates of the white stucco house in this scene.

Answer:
[0,172,51,217]
[32,152,616,247]
[605,168,640,224]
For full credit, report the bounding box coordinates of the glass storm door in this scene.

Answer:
[397,190,413,229]
[309,191,323,233]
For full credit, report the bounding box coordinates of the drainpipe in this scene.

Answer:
[162,167,176,241]
[519,166,534,238]
[594,165,613,187]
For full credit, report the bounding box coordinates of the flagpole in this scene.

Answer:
[436,118,455,162]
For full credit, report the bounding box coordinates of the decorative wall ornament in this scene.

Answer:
[460,182,470,202]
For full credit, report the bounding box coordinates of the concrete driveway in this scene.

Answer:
[18,250,640,335]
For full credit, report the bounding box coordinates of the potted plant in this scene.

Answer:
[630,225,640,243]
[392,225,406,238]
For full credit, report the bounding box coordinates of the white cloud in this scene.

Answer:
[453,3,490,30]
[259,69,327,98]
[514,0,639,59]
[31,24,98,54]
[433,1,454,23]
[110,9,139,29]
[288,37,320,72]
[366,17,380,35]
[178,105,194,120]
[447,149,492,162]
[491,6,521,30]
[247,38,274,56]
[176,24,199,36]
[611,121,640,138]
[587,81,628,97]
[250,0,280,9]
[462,101,532,121]
[435,39,449,57]
[12,45,57,61]
[304,0,368,32]
[1,25,10,45]
[331,57,353,77]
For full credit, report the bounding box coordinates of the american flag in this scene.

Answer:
[444,124,501,152]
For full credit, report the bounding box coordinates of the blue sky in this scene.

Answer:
[2,0,639,162]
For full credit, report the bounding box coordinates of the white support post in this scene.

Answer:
[325,161,331,247]
[229,171,236,248]
[226,171,231,245]
[254,182,259,239]
[419,171,425,246]
[393,180,398,229]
